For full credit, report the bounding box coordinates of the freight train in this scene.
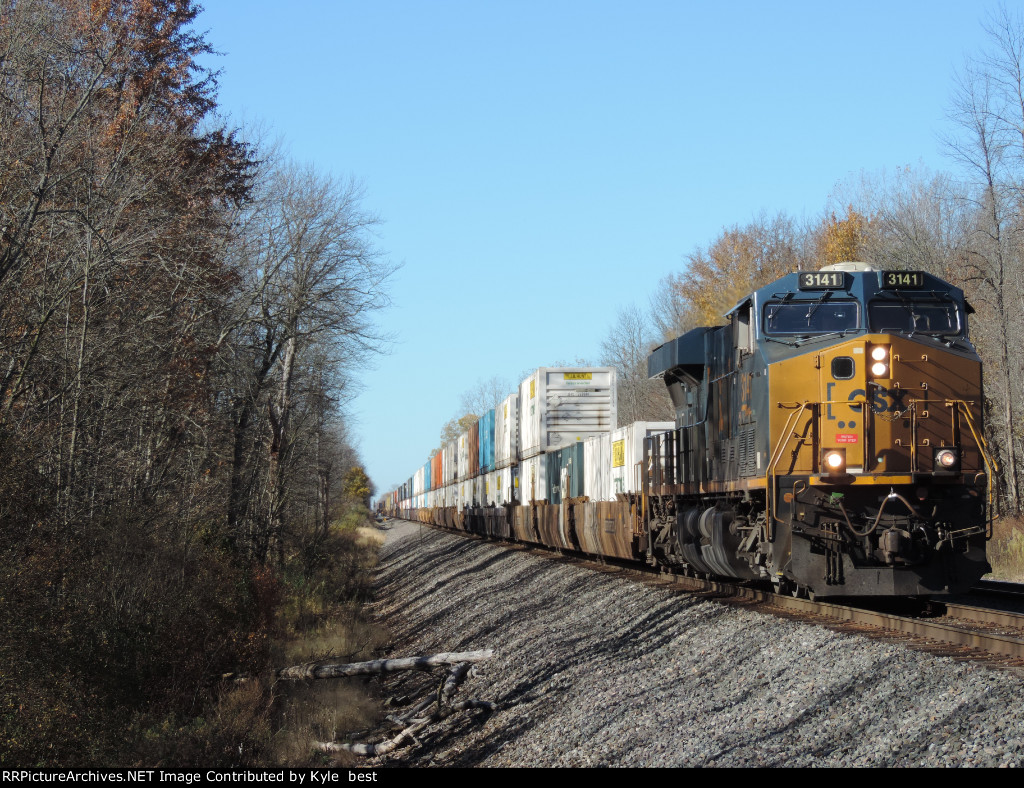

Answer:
[383,263,996,598]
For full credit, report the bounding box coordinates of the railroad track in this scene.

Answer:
[503,536,1024,669]
[398,519,1024,669]
[643,573,1024,668]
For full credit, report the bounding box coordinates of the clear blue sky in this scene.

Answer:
[196,0,1000,495]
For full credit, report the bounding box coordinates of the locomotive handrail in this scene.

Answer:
[767,401,810,540]
[768,397,875,539]
[948,399,999,537]
[633,460,644,536]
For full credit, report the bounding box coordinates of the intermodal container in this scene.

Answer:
[494,392,519,469]
[494,464,519,504]
[443,439,458,485]
[518,367,617,460]
[519,454,550,504]
[469,419,480,478]
[431,450,443,490]
[479,409,495,473]
[610,421,675,496]
[583,433,613,501]
[546,443,585,504]
[457,431,470,481]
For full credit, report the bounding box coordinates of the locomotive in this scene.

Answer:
[386,263,995,598]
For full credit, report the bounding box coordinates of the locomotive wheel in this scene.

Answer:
[790,584,816,601]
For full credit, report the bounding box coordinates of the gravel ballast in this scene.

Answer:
[369,520,1024,767]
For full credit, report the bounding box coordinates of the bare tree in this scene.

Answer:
[828,167,973,279]
[458,375,512,418]
[650,271,700,343]
[945,14,1024,511]
[600,304,673,424]
[435,375,512,446]
[219,159,395,562]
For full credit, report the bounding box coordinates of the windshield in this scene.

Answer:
[868,301,961,336]
[763,300,860,335]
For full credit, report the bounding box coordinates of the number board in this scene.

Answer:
[881,271,926,289]
[798,271,845,290]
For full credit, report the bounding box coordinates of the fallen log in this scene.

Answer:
[314,695,495,758]
[277,649,494,681]
[311,650,497,758]
[315,717,430,757]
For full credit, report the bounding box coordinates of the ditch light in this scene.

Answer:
[822,448,847,476]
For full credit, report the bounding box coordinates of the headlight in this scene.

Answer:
[869,345,890,378]
[822,448,846,475]
[934,447,960,472]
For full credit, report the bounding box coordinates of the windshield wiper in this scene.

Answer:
[805,291,833,325]
[764,336,800,347]
[794,330,851,347]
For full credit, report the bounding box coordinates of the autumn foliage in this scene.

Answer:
[0,0,390,766]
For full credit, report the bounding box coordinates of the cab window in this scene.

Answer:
[868,301,961,336]
[763,300,860,335]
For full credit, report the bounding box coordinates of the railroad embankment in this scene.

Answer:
[362,522,1024,767]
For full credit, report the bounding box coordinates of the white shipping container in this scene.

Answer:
[583,433,613,501]
[483,471,500,506]
[494,392,519,468]
[442,439,458,487]
[457,431,470,481]
[609,422,675,496]
[518,367,618,460]
[519,454,550,504]
[413,466,426,497]
[494,465,520,504]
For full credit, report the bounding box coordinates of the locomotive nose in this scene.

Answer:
[817,343,868,476]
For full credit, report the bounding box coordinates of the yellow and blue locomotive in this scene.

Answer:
[645,262,995,597]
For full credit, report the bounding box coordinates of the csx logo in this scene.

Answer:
[826,382,907,418]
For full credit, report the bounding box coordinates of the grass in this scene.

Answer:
[265,510,390,766]
[139,508,391,767]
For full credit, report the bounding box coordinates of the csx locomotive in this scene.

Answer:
[389,263,995,598]
[645,262,994,597]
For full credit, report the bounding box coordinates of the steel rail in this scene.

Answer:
[403,518,1024,663]
[648,572,1024,660]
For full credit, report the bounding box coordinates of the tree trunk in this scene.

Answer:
[276,650,494,681]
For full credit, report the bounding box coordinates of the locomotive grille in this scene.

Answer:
[738,425,757,477]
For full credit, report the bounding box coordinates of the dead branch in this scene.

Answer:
[315,717,430,757]
[441,662,472,703]
[313,650,497,758]
[277,649,494,681]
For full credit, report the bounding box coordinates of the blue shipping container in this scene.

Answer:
[479,409,496,473]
